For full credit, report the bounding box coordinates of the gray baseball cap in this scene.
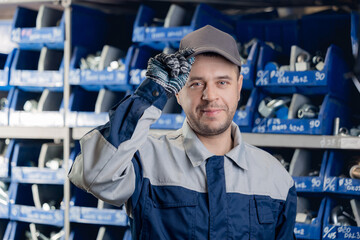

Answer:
[179,25,242,67]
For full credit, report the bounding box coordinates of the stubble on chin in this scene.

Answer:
[187,115,233,137]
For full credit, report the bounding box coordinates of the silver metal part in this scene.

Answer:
[258,97,291,118]
[0,98,8,110]
[349,165,360,179]
[297,104,319,119]
[23,100,39,112]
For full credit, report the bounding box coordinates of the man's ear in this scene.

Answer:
[237,74,243,101]
[175,92,182,106]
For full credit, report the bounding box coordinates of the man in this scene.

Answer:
[69,25,297,239]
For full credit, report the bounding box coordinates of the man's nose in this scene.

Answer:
[202,84,218,101]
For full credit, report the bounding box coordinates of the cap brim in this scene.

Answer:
[188,46,242,67]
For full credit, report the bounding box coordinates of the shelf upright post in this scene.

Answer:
[62,0,72,239]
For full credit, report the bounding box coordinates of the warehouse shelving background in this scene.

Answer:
[0,0,360,239]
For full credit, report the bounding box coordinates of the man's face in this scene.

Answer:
[176,54,243,137]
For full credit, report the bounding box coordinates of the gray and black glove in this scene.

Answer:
[146,48,195,97]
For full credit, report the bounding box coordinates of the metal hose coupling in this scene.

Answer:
[297,104,319,119]
[331,205,357,226]
[258,97,291,118]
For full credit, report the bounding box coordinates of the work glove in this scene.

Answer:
[146,48,195,97]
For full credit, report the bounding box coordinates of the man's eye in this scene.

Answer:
[190,82,202,88]
[219,81,228,85]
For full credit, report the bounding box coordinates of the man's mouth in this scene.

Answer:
[200,108,223,116]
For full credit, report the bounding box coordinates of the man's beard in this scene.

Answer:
[187,104,235,137]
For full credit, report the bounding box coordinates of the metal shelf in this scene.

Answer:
[71,127,360,149]
[0,0,60,4]
[0,126,68,139]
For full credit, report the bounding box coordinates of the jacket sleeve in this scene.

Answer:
[68,79,168,207]
[275,185,297,240]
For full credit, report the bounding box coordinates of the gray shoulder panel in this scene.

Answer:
[226,143,294,201]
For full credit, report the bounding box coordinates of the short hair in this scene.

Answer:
[196,52,241,77]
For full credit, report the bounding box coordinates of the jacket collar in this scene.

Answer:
[182,120,248,170]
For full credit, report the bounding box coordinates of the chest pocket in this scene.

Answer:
[141,185,198,240]
[250,196,280,240]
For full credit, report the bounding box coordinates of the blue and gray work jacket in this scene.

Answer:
[69,79,297,240]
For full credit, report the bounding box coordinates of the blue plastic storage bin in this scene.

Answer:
[0,87,15,126]
[66,86,129,127]
[128,45,164,86]
[8,183,64,226]
[68,223,129,240]
[0,219,10,239]
[238,40,262,89]
[11,5,110,50]
[132,4,235,44]
[10,48,64,89]
[294,196,326,240]
[150,95,185,130]
[0,181,10,219]
[3,221,63,240]
[0,49,16,87]
[10,141,65,184]
[291,150,329,193]
[324,151,360,196]
[70,46,134,91]
[233,88,262,132]
[9,88,64,127]
[236,18,298,56]
[322,197,360,240]
[255,44,351,101]
[351,12,359,58]
[69,186,128,226]
[252,93,350,135]
[11,6,64,49]
[0,139,19,179]
[299,10,351,59]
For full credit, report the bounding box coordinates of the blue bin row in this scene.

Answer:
[0,83,351,134]
[0,221,131,240]
[4,190,358,239]
[295,196,360,240]
[0,139,74,182]
[0,40,351,97]
[0,182,128,227]
[262,148,360,195]
[10,5,112,50]
[0,6,352,97]
[0,140,129,228]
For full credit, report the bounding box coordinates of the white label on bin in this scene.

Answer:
[294,227,305,236]
[311,178,322,188]
[324,177,336,192]
[315,72,326,81]
[323,226,336,239]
